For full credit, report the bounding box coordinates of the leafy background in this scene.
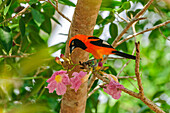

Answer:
[0,0,169,113]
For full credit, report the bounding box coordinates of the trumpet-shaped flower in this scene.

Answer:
[103,79,125,99]
[70,71,87,92]
[45,70,70,95]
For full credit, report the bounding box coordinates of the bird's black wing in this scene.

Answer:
[88,36,113,48]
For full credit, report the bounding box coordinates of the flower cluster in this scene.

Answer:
[103,79,124,99]
[46,70,88,95]
[46,55,125,99]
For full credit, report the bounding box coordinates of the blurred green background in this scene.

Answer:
[0,0,169,113]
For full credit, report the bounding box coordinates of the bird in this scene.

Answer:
[69,34,136,61]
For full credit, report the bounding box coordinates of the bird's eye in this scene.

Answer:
[72,41,74,45]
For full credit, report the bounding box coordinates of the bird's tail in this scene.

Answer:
[112,51,136,60]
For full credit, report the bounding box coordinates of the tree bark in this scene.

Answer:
[61,0,102,113]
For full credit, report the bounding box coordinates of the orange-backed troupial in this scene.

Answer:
[69,34,136,61]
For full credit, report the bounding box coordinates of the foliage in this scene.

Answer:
[0,0,169,113]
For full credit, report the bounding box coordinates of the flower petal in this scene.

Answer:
[45,80,57,93]
[70,71,87,92]
[47,70,67,83]
[56,82,67,95]
[62,74,71,85]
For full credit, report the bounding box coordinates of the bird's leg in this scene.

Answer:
[92,60,98,67]
[79,59,98,69]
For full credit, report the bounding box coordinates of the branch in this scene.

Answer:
[0,5,30,25]
[158,28,170,41]
[140,96,165,113]
[0,54,31,58]
[111,0,154,47]
[116,20,170,46]
[135,42,144,97]
[93,72,140,98]
[47,0,71,23]
[94,69,165,112]
[87,74,96,92]
[134,0,154,18]
[111,17,147,48]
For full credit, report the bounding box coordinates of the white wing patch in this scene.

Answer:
[102,41,110,46]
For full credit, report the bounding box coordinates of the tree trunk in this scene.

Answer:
[61,0,102,113]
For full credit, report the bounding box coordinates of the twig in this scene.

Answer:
[111,17,147,48]
[135,42,144,97]
[116,20,170,46]
[116,47,136,77]
[88,82,105,98]
[127,78,139,90]
[117,60,131,77]
[47,0,71,23]
[131,14,137,42]
[118,76,136,80]
[87,74,96,92]
[34,66,47,77]
[13,32,21,40]
[0,54,31,58]
[158,28,170,41]
[116,13,129,23]
[0,5,30,25]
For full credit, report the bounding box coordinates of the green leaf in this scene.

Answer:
[102,14,115,25]
[29,31,46,49]
[20,48,51,75]
[58,0,76,7]
[109,22,118,40]
[101,0,122,11]
[117,41,128,52]
[96,15,103,25]
[3,0,12,15]
[152,91,164,100]
[51,16,61,25]
[40,16,51,34]
[105,101,110,113]
[0,28,12,53]
[31,8,45,26]
[49,43,65,54]
[19,18,25,38]
[43,3,55,17]
[93,27,104,37]
[105,66,117,75]
[29,0,38,5]
[121,1,131,10]
[110,101,120,113]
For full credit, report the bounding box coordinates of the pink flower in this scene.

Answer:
[70,71,87,92]
[45,70,70,95]
[103,79,125,99]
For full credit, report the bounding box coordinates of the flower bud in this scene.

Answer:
[60,54,64,58]
[55,57,62,65]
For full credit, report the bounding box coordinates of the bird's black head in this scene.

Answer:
[69,39,87,54]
